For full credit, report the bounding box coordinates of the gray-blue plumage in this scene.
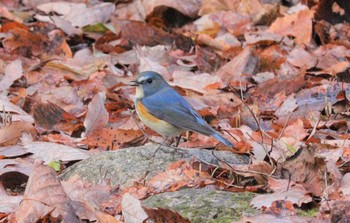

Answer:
[133,71,234,148]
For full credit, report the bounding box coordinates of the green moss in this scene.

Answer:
[143,189,259,223]
[297,207,318,217]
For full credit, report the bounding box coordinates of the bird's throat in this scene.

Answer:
[134,86,144,100]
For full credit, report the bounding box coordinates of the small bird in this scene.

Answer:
[131,71,234,148]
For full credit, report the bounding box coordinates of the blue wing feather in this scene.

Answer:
[142,86,234,147]
[142,87,214,136]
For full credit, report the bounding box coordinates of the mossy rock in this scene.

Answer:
[143,188,259,223]
[60,145,249,188]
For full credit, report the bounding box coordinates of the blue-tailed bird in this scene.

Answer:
[131,71,234,148]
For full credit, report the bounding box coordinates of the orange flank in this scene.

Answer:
[136,100,183,136]
[136,101,161,123]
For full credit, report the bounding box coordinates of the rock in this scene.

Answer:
[143,187,258,223]
[59,145,249,188]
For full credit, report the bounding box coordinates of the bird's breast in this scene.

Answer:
[135,100,183,137]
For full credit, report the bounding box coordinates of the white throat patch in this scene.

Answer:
[134,86,144,100]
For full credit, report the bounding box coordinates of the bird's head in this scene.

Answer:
[131,71,169,99]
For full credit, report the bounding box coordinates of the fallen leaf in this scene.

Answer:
[81,127,144,149]
[339,173,350,198]
[144,0,201,18]
[121,193,148,223]
[146,160,215,193]
[269,9,314,45]
[61,175,114,222]
[286,46,317,69]
[15,160,80,223]
[2,22,69,57]
[197,33,241,52]
[216,47,258,90]
[33,101,78,134]
[172,71,223,93]
[245,31,283,45]
[0,95,34,123]
[275,93,298,117]
[0,59,23,95]
[36,2,115,28]
[22,141,89,164]
[194,11,251,35]
[0,145,29,158]
[0,121,36,146]
[251,182,312,209]
[144,207,191,223]
[0,184,23,213]
[83,92,109,137]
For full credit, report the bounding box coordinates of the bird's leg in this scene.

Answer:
[174,135,182,147]
[141,137,168,160]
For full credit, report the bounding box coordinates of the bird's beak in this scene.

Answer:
[130,80,139,86]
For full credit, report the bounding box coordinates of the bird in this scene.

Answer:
[131,71,234,148]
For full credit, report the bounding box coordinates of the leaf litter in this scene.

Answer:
[0,0,350,222]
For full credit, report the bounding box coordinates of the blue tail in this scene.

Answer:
[212,132,234,148]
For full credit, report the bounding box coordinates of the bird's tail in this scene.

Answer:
[212,131,234,148]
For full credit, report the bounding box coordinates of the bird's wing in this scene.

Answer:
[141,87,215,136]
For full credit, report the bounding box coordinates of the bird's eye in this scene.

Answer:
[147,78,153,83]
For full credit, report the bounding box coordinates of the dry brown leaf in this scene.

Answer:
[274,93,298,117]
[0,59,23,95]
[282,148,325,197]
[199,0,276,25]
[269,9,314,45]
[83,91,109,137]
[286,46,317,69]
[144,207,191,223]
[113,0,146,21]
[15,160,79,223]
[41,86,84,114]
[282,119,308,140]
[46,49,109,81]
[0,186,23,213]
[0,6,22,22]
[22,141,89,164]
[0,96,34,123]
[231,161,273,184]
[61,175,114,222]
[33,101,79,134]
[36,2,115,28]
[172,71,223,93]
[199,0,238,15]
[339,173,350,199]
[0,159,32,213]
[316,200,350,223]
[0,145,29,158]
[113,19,193,52]
[194,11,251,35]
[245,31,283,45]
[144,0,201,18]
[95,210,123,223]
[136,45,171,79]
[121,193,148,223]
[251,182,312,209]
[0,122,36,146]
[81,127,144,149]
[179,132,221,148]
[197,33,241,52]
[0,159,32,177]
[2,22,69,58]
[216,47,258,90]
[146,160,215,193]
